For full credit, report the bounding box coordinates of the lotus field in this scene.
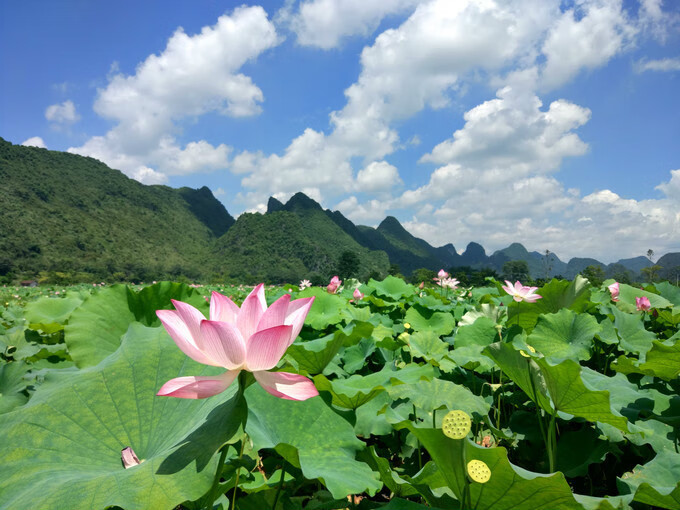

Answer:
[1,275,679,510]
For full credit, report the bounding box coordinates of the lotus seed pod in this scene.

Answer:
[467,459,491,483]
[520,345,536,357]
[442,410,471,439]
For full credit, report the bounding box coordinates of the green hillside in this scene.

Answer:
[0,138,233,281]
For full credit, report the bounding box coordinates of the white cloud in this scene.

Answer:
[284,0,420,49]
[335,195,390,223]
[69,6,279,183]
[355,161,402,192]
[419,86,590,179]
[656,169,680,200]
[540,0,637,89]
[45,100,80,124]
[131,166,168,185]
[634,57,680,72]
[21,136,46,148]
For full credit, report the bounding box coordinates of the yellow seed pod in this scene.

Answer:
[442,410,471,439]
[520,345,536,357]
[467,459,491,483]
[403,322,411,330]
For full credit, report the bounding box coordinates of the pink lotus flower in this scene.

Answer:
[608,282,620,302]
[121,447,141,468]
[502,280,542,303]
[635,296,651,311]
[440,277,460,290]
[419,281,425,290]
[327,275,342,294]
[438,269,450,279]
[299,279,311,290]
[156,284,318,401]
[353,288,364,300]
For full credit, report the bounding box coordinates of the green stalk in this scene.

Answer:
[204,445,229,510]
[271,460,286,510]
[414,404,422,470]
[516,300,521,326]
[230,438,247,510]
[547,412,557,473]
[527,359,550,472]
[459,442,468,510]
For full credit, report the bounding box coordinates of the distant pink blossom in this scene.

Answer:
[419,281,425,290]
[299,279,311,290]
[636,296,651,311]
[327,276,342,294]
[608,282,620,302]
[121,447,141,468]
[353,288,364,300]
[502,280,542,303]
[438,269,449,279]
[440,277,460,290]
[156,284,317,401]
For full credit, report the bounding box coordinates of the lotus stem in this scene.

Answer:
[272,460,286,510]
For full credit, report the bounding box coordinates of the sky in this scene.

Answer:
[1,0,679,263]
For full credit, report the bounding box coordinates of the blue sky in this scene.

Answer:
[1,0,679,262]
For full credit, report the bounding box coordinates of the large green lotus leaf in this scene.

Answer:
[367,275,416,301]
[24,292,84,327]
[286,321,373,375]
[342,337,377,374]
[387,377,490,422]
[597,317,619,345]
[314,363,435,409]
[298,287,347,330]
[407,330,451,365]
[245,383,382,499]
[0,360,32,414]
[401,422,584,510]
[610,306,657,360]
[485,343,628,430]
[528,308,601,361]
[572,494,633,510]
[534,357,629,430]
[506,276,591,331]
[65,282,209,367]
[0,323,245,510]
[0,327,41,360]
[129,281,209,326]
[618,451,680,510]
[405,304,454,337]
[455,316,499,348]
[483,342,553,412]
[354,392,393,436]
[458,304,504,327]
[653,282,680,307]
[612,337,680,381]
[614,283,672,312]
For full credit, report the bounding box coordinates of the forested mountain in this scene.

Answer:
[0,137,233,281]
[1,137,677,284]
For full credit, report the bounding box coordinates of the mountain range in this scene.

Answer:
[1,137,678,283]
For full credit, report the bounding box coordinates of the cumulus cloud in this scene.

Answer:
[634,57,680,72]
[235,0,559,209]
[540,0,637,89]
[45,100,80,124]
[356,161,402,192]
[656,169,680,200]
[335,195,391,223]
[283,0,419,49]
[69,6,279,183]
[21,136,46,148]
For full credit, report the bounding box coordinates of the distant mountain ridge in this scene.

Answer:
[1,137,678,283]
